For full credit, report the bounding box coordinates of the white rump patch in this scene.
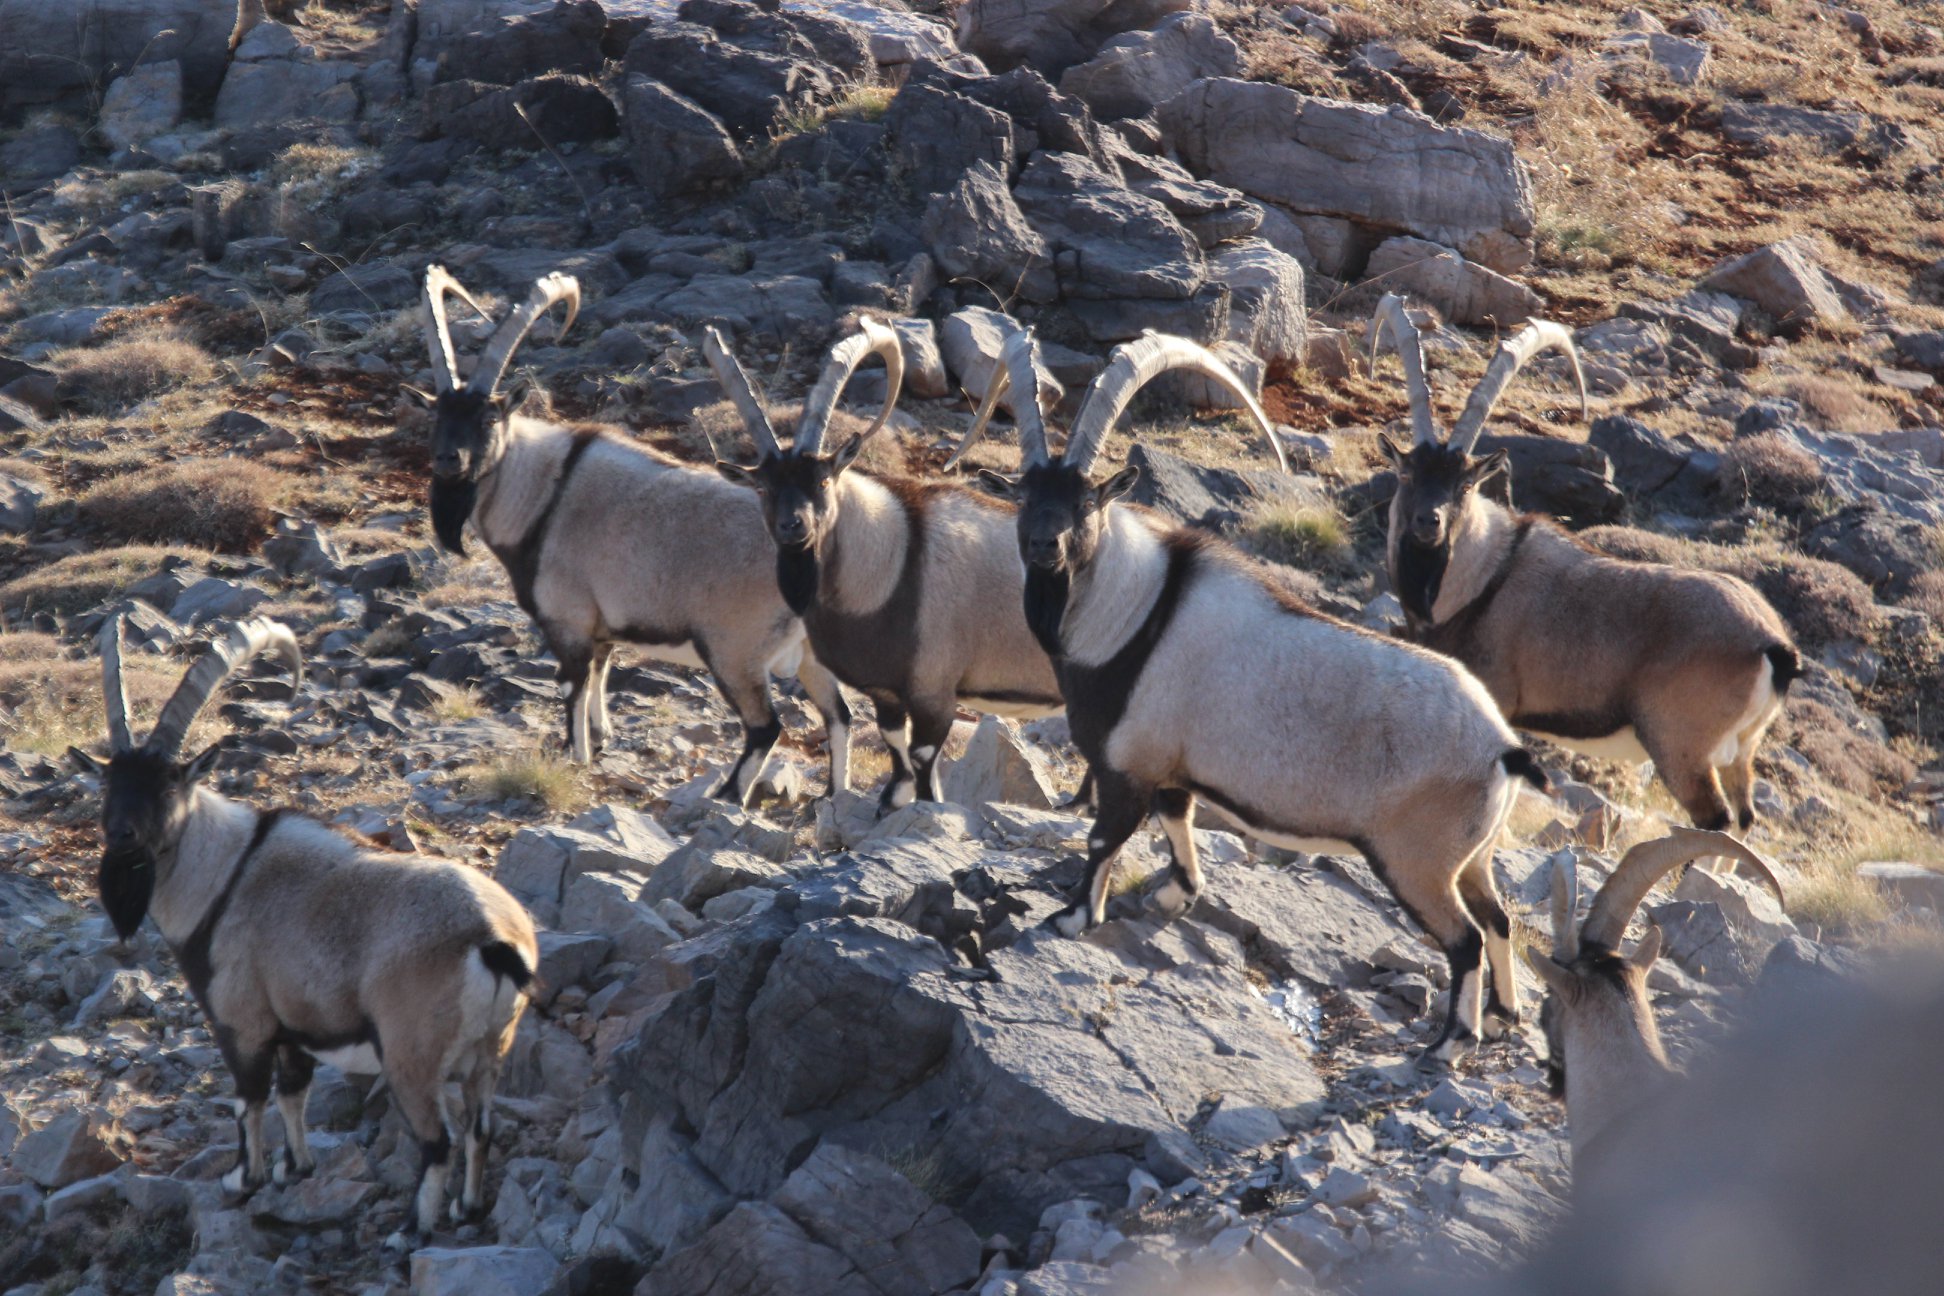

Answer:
[309,1042,383,1074]
[767,640,806,678]
[1529,725,1652,765]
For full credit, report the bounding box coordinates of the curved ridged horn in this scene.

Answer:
[1549,853,1580,962]
[1064,334,1288,477]
[147,619,303,760]
[99,616,133,755]
[700,326,783,460]
[422,265,489,395]
[467,273,580,398]
[944,328,1061,471]
[1580,827,1784,953]
[1449,318,1588,454]
[796,317,906,455]
[1367,293,1438,447]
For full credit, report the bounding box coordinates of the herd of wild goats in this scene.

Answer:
[65,269,1800,1243]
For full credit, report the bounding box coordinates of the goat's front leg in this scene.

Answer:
[1049,768,1152,937]
[219,1045,276,1197]
[907,700,957,804]
[1150,787,1201,919]
[272,1045,316,1184]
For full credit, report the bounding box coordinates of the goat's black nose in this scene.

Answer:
[434,453,462,476]
[776,515,808,543]
[1027,536,1061,566]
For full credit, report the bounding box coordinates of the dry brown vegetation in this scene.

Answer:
[0,545,206,618]
[76,460,291,552]
[51,331,214,414]
[1715,433,1827,513]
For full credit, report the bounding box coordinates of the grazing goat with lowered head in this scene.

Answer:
[1530,826,1782,1168]
[705,320,1073,816]
[976,326,1546,1061]
[1368,295,1799,832]
[67,618,538,1237]
[414,268,852,801]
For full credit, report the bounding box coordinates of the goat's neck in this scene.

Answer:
[147,790,261,949]
[823,473,909,615]
[1567,1011,1674,1165]
[472,417,578,552]
[1063,508,1169,667]
[1430,495,1521,625]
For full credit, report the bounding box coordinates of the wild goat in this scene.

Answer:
[415,267,851,801]
[66,617,538,1236]
[1368,294,1799,832]
[706,320,1073,816]
[976,326,1546,1060]
[1529,827,1781,1167]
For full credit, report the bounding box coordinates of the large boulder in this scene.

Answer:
[99,60,184,152]
[1159,78,1537,274]
[1208,239,1307,364]
[921,162,1058,305]
[940,306,1063,404]
[883,82,1017,195]
[215,23,360,129]
[1058,12,1241,122]
[435,0,604,85]
[1701,236,1848,333]
[1363,236,1541,327]
[425,73,618,145]
[0,0,236,112]
[957,0,1193,76]
[624,19,834,138]
[624,75,745,197]
[1012,150,1204,300]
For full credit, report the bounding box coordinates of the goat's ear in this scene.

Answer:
[493,379,535,417]
[716,459,760,490]
[1377,430,1406,469]
[1525,947,1574,995]
[1097,463,1140,505]
[975,469,1020,501]
[67,746,102,776]
[831,435,867,476]
[1627,925,1664,971]
[1464,448,1510,490]
[183,743,223,786]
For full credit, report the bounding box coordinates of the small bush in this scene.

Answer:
[1242,500,1355,576]
[1787,375,1883,432]
[1778,698,1915,797]
[77,460,289,552]
[466,749,585,812]
[1717,433,1826,512]
[0,544,205,617]
[52,332,213,413]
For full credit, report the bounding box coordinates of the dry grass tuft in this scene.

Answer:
[465,748,586,812]
[77,460,291,553]
[0,545,206,617]
[1783,374,1888,433]
[1778,698,1916,798]
[1716,433,1826,512]
[52,331,215,414]
[0,642,184,756]
[1241,499,1357,576]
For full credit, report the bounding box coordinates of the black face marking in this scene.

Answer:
[429,475,478,555]
[94,748,191,940]
[1393,534,1448,626]
[776,543,820,616]
[729,451,843,615]
[1389,443,1506,624]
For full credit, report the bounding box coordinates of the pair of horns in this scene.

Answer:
[423,266,581,398]
[1367,293,1589,453]
[1550,826,1785,962]
[950,327,1290,477]
[100,616,303,761]
[701,318,905,460]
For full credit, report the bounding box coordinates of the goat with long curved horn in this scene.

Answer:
[712,317,1074,816]
[943,330,1059,471]
[793,316,905,456]
[422,265,489,395]
[1366,293,1438,446]
[67,617,538,1238]
[411,270,853,798]
[1370,294,1796,834]
[1529,827,1787,1167]
[991,327,1541,1066]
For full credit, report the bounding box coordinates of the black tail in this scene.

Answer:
[479,941,534,990]
[1765,643,1801,694]
[1501,747,1549,793]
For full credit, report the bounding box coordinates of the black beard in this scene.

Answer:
[430,475,478,555]
[1022,565,1070,659]
[776,543,820,616]
[99,845,156,943]
[1393,534,1449,627]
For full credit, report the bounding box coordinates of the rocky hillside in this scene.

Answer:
[1,0,1943,1294]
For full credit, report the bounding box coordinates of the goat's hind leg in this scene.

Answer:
[1150,788,1202,920]
[272,1044,317,1185]
[452,1051,507,1222]
[1374,848,1487,1065]
[1458,849,1520,1037]
[707,657,784,807]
